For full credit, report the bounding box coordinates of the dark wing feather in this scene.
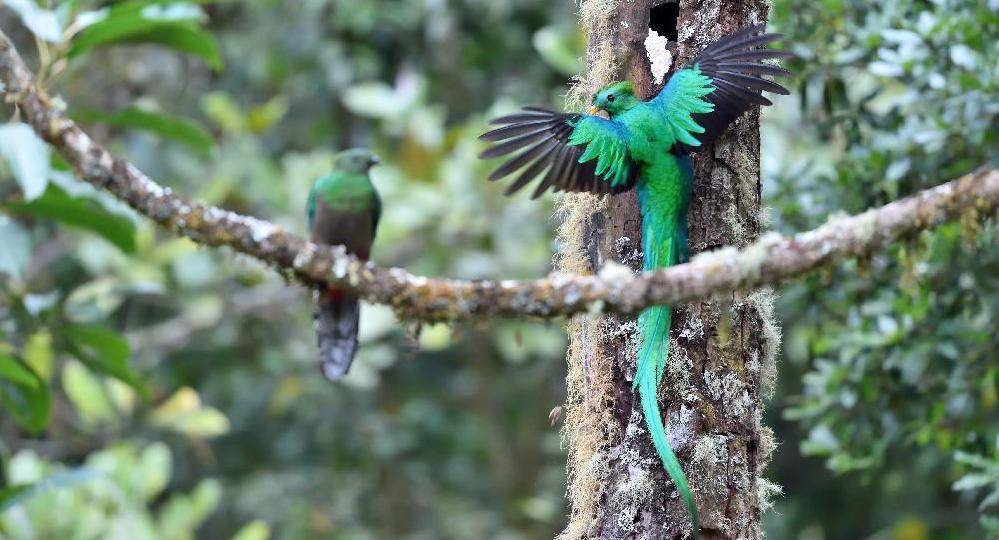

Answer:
[479,108,638,199]
[678,23,794,152]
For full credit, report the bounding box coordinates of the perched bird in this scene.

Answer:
[478,24,791,533]
[307,148,381,380]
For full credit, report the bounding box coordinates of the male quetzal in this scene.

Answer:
[307,148,381,380]
[478,25,791,532]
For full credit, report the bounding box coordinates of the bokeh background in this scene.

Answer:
[0,1,995,539]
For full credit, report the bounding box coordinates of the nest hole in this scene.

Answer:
[649,2,679,41]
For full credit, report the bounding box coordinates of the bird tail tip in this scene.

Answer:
[314,289,360,381]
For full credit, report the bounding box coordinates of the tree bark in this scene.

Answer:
[559,1,778,538]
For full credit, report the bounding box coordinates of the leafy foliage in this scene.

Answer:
[67,0,222,69]
[0,444,228,540]
[954,449,999,536]
[766,0,998,536]
[72,107,215,155]
[0,0,994,538]
[0,353,49,433]
[4,183,137,252]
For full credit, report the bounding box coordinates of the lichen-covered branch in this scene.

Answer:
[2,29,997,324]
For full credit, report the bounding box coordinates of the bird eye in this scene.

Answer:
[607,94,616,102]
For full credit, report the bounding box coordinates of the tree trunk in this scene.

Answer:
[558,1,781,539]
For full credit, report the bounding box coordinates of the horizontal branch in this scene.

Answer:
[2,30,997,322]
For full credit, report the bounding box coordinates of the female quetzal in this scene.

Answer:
[307,148,381,380]
[479,25,791,532]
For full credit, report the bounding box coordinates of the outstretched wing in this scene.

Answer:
[654,23,792,152]
[479,107,637,199]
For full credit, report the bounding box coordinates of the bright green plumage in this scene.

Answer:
[607,90,704,532]
[480,25,792,535]
[307,156,381,231]
[559,70,714,534]
[633,152,697,528]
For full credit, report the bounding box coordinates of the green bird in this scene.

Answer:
[479,25,791,533]
[306,148,381,380]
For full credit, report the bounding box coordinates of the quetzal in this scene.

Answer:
[478,25,791,532]
[307,148,381,380]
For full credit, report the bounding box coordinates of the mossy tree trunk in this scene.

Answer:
[558,1,780,539]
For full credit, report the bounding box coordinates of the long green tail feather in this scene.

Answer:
[636,309,700,533]
[634,173,698,532]
[635,304,698,533]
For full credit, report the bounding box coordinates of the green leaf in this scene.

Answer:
[0,484,33,512]
[158,478,222,537]
[64,324,146,397]
[955,451,999,470]
[201,92,245,133]
[47,170,140,224]
[246,96,288,134]
[118,23,222,70]
[0,123,51,200]
[231,520,271,540]
[136,442,171,500]
[68,14,222,70]
[62,360,117,426]
[66,325,129,364]
[954,473,994,491]
[72,107,214,155]
[0,354,39,388]
[4,184,136,252]
[22,330,54,381]
[0,356,51,434]
[149,387,230,438]
[0,216,31,280]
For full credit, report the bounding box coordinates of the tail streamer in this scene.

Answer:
[314,289,360,380]
[635,304,699,532]
[633,188,699,532]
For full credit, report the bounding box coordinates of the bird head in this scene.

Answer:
[589,81,639,117]
[333,148,380,173]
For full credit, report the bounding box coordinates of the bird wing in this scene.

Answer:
[371,186,382,233]
[478,107,637,199]
[655,23,792,152]
[307,172,380,248]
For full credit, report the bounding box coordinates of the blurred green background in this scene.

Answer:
[0,1,995,539]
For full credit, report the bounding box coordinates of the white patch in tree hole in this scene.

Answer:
[645,29,672,85]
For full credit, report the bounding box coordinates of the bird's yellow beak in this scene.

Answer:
[588,105,601,115]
